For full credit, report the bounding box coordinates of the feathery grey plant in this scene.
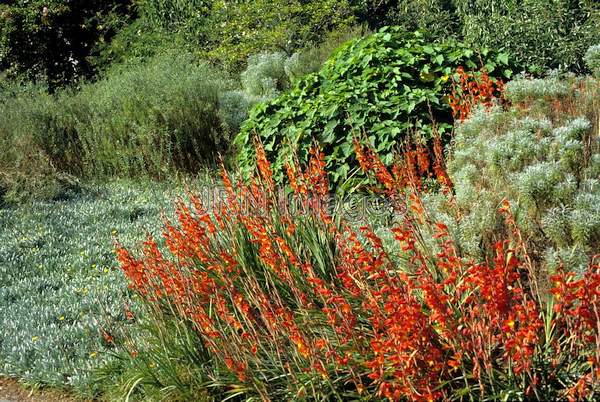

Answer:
[219,52,293,136]
[241,52,289,97]
[218,89,267,138]
[504,76,569,103]
[585,44,600,77]
[284,51,323,81]
[220,50,324,135]
[425,85,599,273]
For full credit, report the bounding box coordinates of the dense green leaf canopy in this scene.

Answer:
[235,28,511,190]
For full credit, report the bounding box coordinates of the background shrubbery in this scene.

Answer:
[2,1,597,88]
[0,0,133,89]
[455,0,599,74]
[0,80,81,204]
[0,52,233,202]
[96,0,358,72]
[0,18,364,204]
[203,0,357,70]
[358,0,600,74]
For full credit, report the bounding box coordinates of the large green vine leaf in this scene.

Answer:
[235,27,511,192]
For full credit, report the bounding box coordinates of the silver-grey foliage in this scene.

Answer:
[0,181,178,392]
[585,44,600,76]
[425,78,600,273]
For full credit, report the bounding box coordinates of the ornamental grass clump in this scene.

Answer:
[110,139,598,401]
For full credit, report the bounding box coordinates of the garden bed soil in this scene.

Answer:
[0,378,80,402]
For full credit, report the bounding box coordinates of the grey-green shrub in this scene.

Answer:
[218,26,368,138]
[241,52,289,97]
[218,89,265,140]
[218,53,289,138]
[425,77,600,273]
[0,52,236,195]
[504,75,569,103]
[73,52,235,179]
[0,81,81,203]
[585,44,600,76]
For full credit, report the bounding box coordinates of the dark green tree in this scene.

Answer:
[0,0,133,89]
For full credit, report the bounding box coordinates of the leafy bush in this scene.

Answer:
[585,44,600,76]
[72,51,234,179]
[454,0,600,74]
[426,76,600,272]
[106,144,599,401]
[236,28,511,190]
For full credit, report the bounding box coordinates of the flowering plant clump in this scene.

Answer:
[448,67,505,121]
[113,140,599,401]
